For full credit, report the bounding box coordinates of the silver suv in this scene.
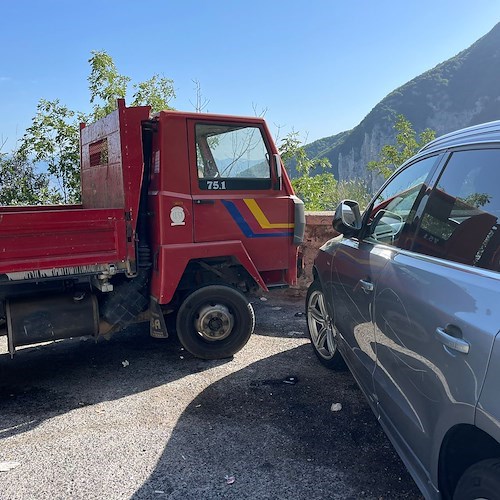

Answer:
[307,121,500,499]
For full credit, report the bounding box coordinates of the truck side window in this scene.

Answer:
[412,149,500,272]
[196,124,271,190]
[366,156,438,248]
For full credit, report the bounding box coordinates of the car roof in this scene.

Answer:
[419,120,500,155]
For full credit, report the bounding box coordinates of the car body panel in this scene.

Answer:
[476,332,500,443]
[330,239,393,403]
[310,120,500,499]
[373,251,500,492]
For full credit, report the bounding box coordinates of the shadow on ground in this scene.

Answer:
[0,325,227,439]
[132,343,422,500]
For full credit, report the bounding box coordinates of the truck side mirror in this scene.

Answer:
[273,153,283,190]
[332,200,362,236]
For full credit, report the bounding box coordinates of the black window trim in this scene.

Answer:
[194,121,274,190]
[407,145,500,269]
[358,152,444,242]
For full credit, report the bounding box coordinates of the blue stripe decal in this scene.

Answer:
[222,200,293,238]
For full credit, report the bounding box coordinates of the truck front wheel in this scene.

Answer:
[176,285,255,359]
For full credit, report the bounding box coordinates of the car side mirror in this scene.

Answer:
[333,200,362,236]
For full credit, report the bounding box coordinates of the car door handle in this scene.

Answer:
[359,279,374,293]
[435,326,470,354]
[194,199,215,205]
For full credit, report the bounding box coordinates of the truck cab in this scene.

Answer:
[0,100,304,360]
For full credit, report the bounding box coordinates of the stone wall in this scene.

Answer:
[291,211,337,295]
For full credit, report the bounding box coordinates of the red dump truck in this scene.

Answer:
[0,100,304,359]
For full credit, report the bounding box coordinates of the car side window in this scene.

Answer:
[366,156,438,247]
[411,149,500,272]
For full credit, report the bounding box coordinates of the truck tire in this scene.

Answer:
[453,458,500,500]
[176,285,255,359]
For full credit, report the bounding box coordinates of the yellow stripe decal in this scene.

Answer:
[243,199,294,229]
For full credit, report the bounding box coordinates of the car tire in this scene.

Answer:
[306,280,346,370]
[176,285,255,360]
[453,458,500,500]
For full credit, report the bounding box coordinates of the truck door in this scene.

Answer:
[188,120,293,283]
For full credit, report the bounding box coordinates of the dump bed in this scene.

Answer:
[0,101,150,281]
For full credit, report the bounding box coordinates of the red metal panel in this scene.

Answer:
[150,241,267,304]
[0,208,127,274]
[81,100,151,263]
[81,109,125,209]
[119,101,151,225]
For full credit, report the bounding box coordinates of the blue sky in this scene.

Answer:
[1,0,499,151]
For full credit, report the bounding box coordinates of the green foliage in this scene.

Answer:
[331,179,372,211]
[18,99,81,203]
[4,50,177,205]
[0,149,56,205]
[88,50,131,120]
[280,131,331,177]
[281,131,373,211]
[367,115,436,179]
[292,173,338,211]
[131,74,176,113]
[462,192,491,208]
[88,51,175,119]
[280,131,336,210]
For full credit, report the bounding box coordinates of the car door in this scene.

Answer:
[331,155,440,400]
[372,148,500,489]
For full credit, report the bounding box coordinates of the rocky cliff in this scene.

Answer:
[305,22,500,191]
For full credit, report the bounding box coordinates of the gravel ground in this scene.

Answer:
[0,292,422,500]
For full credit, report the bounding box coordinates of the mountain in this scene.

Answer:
[304,22,500,191]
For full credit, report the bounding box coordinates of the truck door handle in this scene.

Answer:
[359,279,374,293]
[194,199,215,205]
[435,326,470,354]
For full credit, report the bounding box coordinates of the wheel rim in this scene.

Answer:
[307,290,337,360]
[194,303,234,342]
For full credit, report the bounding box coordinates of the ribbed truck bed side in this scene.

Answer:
[0,207,127,276]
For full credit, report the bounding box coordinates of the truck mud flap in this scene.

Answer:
[149,298,168,339]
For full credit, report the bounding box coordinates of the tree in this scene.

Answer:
[18,99,82,203]
[130,74,176,113]
[189,79,210,113]
[88,50,175,119]
[280,132,372,211]
[280,131,338,211]
[368,115,436,179]
[0,148,56,205]
[88,50,130,120]
[331,179,372,212]
[16,50,177,205]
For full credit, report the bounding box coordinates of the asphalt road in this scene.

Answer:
[0,292,422,500]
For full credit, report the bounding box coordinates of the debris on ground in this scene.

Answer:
[331,402,343,412]
[224,475,235,485]
[0,462,20,472]
[122,360,130,367]
[259,297,268,301]
[250,376,299,388]
[294,312,305,317]
[271,306,282,311]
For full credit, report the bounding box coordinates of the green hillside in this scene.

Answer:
[304,22,500,189]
